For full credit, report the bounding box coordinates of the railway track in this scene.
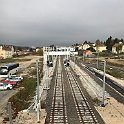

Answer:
[75,58,124,96]
[65,66,99,124]
[49,58,68,124]
[46,57,105,124]
[70,62,110,99]
[74,59,124,103]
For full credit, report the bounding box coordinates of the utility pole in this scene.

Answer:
[44,54,50,90]
[8,102,13,124]
[36,60,40,122]
[102,60,106,107]
[36,60,40,105]
[74,54,76,70]
[46,65,49,89]
[83,52,85,62]
[97,51,99,69]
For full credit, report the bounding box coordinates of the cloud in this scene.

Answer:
[0,0,124,46]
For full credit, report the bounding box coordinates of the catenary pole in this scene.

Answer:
[36,60,40,122]
[97,51,99,68]
[102,60,106,106]
[8,102,13,124]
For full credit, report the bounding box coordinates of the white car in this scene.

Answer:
[10,75,23,80]
[5,77,22,82]
[0,83,12,90]
[5,75,23,82]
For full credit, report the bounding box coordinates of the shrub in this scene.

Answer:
[8,77,36,116]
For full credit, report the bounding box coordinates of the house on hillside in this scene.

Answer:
[0,45,14,59]
[122,45,124,53]
[94,44,106,52]
[112,43,124,54]
[83,50,93,57]
[82,41,90,50]
[78,44,83,50]
[112,44,118,53]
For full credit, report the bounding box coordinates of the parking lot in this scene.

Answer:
[0,55,42,122]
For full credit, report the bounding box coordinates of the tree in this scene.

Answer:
[86,47,96,52]
[105,36,114,52]
[120,39,124,43]
[95,39,101,46]
[95,39,101,52]
[83,41,88,44]
[36,49,43,56]
[114,38,120,44]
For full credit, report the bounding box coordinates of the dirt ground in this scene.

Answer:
[11,109,46,124]
[1,109,46,124]
[96,97,124,124]
[71,60,124,124]
[107,59,124,66]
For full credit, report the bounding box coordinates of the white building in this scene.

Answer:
[82,43,90,50]
[94,45,106,52]
[0,45,14,59]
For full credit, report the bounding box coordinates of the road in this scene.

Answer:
[0,90,18,114]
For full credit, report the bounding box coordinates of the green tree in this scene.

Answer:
[95,39,101,46]
[120,39,124,43]
[36,49,43,56]
[114,38,120,44]
[105,36,114,52]
[86,47,96,52]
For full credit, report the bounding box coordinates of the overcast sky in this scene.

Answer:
[0,0,124,47]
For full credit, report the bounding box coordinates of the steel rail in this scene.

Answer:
[65,67,99,124]
[49,58,68,124]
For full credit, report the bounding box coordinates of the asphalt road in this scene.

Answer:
[0,90,17,114]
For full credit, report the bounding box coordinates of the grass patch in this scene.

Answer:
[99,67,124,79]
[0,58,31,63]
[107,69,124,79]
[107,61,124,67]
[93,98,101,106]
[6,58,43,119]
[8,77,36,117]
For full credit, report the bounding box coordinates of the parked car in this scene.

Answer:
[0,83,12,90]
[5,76,22,82]
[9,75,23,81]
[2,80,17,86]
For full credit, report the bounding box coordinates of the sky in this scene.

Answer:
[0,0,124,47]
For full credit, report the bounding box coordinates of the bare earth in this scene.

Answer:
[96,97,124,124]
[107,59,124,66]
[71,60,124,124]
[11,109,46,124]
